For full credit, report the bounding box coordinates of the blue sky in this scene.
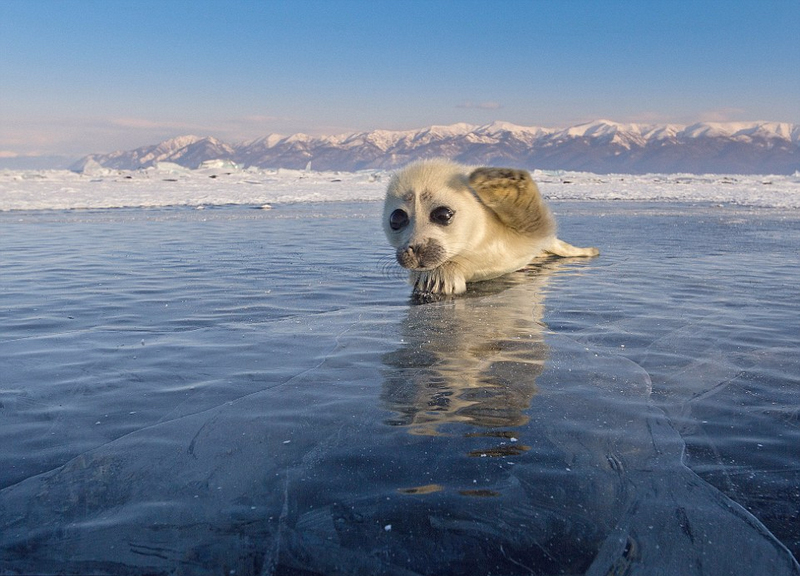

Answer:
[1,0,798,160]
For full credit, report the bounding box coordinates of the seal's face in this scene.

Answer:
[388,205,453,270]
[383,160,481,271]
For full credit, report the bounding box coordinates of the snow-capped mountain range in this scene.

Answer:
[74,120,800,175]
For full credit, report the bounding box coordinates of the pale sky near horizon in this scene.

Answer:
[1,0,798,160]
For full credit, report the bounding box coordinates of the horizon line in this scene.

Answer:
[5,117,798,161]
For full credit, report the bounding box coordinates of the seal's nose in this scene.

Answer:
[397,244,421,269]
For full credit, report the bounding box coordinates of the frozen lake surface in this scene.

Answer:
[1,195,799,574]
[2,164,800,210]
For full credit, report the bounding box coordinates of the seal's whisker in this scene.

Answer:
[377,255,407,281]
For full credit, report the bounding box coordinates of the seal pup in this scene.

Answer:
[383,159,599,300]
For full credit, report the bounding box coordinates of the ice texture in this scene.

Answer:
[0,197,798,574]
[1,165,799,211]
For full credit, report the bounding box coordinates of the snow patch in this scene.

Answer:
[2,166,799,212]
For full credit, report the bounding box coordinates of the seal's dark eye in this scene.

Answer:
[430,206,454,226]
[389,209,409,231]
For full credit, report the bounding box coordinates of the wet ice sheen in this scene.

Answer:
[0,202,798,574]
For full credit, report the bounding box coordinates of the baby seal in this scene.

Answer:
[383,159,599,300]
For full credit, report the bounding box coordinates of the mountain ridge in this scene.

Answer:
[73,119,800,175]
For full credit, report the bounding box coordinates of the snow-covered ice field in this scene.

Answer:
[1,163,799,211]
[1,169,799,574]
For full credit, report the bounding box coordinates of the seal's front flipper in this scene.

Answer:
[468,167,555,237]
[410,265,467,300]
[545,237,600,258]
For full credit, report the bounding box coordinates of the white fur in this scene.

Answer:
[383,159,598,298]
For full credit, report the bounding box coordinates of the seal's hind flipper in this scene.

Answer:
[545,237,600,258]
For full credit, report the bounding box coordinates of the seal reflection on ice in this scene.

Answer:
[383,159,599,301]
